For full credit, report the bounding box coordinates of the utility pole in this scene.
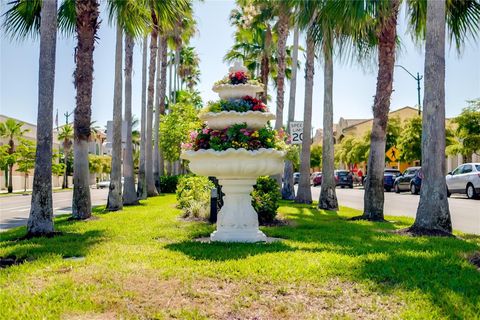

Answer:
[395,65,423,115]
[64,110,73,125]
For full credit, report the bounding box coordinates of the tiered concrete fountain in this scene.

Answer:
[181,62,285,242]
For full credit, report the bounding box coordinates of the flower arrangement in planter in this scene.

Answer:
[214,71,262,87]
[206,96,268,113]
[182,123,290,153]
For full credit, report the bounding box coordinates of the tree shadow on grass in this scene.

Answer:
[0,216,106,266]
[167,203,480,318]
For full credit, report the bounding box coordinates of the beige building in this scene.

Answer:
[313,106,478,173]
[0,114,107,191]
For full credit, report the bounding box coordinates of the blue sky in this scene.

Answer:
[1,0,479,133]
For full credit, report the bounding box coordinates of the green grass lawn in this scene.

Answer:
[1,195,479,320]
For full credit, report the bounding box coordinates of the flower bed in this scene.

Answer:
[182,123,289,152]
[206,96,268,113]
[213,70,262,87]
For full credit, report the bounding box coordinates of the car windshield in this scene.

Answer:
[476,164,480,171]
[385,170,400,174]
[337,171,349,176]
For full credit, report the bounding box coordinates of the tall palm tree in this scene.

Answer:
[0,119,29,193]
[157,34,168,182]
[137,36,148,200]
[72,0,100,220]
[295,7,317,204]
[123,33,139,205]
[106,23,124,211]
[57,124,73,189]
[153,35,163,192]
[281,22,299,200]
[408,0,480,235]
[105,0,147,209]
[26,0,57,236]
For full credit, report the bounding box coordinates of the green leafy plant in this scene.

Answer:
[251,176,281,224]
[176,176,214,218]
[160,175,187,194]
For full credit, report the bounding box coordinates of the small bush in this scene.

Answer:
[176,176,214,218]
[160,175,183,193]
[252,176,281,224]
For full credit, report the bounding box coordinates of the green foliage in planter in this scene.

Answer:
[176,176,214,218]
[160,175,184,194]
[252,176,281,224]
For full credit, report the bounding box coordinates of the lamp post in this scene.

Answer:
[395,65,423,115]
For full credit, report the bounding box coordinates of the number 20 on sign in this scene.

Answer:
[289,121,304,145]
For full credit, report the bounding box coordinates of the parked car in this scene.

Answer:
[409,169,423,194]
[310,172,321,185]
[313,172,323,187]
[293,172,300,185]
[335,170,353,188]
[383,169,401,192]
[394,166,421,193]
[446,163,480,199]
[96,178,124,189]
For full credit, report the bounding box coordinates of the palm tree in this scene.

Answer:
[106,23,124,211]
[295,6,317,204]
[72,0,100,220]
[281,22,299,200]
[24,0,58,236]
[57,124,73,189]
[137,36,148,200]
[0,119,29,193]
[407,0,480,235]
[153,35,163,192]
[123,33,139,205]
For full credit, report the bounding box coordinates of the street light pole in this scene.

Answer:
[395,65,423,115]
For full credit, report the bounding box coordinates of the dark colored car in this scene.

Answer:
[393,166,421,193]
[313,172,323,186]
[335,170,353,188]
[293,172,300,185]
[383,169,401,192]
[410,169,423,194]
[310,172,321,185]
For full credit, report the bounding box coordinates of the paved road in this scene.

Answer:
[310,186,480,235]
[0,188,108,231]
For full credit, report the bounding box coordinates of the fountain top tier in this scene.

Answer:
[212,61,264,100]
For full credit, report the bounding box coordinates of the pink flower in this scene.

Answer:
[181,142,192,150]
[202,128,210,134]
[189,131,198,140]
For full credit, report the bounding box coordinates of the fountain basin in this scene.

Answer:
[199,111,275,130]
[212,83,263,100]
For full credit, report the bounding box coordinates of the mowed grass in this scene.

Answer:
[0,195,479,320]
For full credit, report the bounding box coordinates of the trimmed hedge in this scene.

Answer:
[252,176,281,224]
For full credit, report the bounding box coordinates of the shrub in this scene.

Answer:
[251,176,281,224]
[160,175,183,193]
[176,176,214,218]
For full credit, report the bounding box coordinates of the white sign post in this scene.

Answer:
[289,121,304,144]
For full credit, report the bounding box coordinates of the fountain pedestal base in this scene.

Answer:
[210,179,267,243]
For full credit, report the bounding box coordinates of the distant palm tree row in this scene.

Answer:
[227,0,479,236]
[3,0,198,237]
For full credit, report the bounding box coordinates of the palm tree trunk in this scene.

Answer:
[168,52,173,102]
[319,46,338,210]
[146,12,159,197]
[62,146,69,189]
[27,0,57,236]
[361,0,399,221]
[260,26,272,103]
[174,48,180,104]
[137,36,148,200]
[153,36,162,193]
[159,36,168,179]
[107,24,123,211]
[8,164,13,193]
[282,23,299,200]
[295,31,314,204]
[275,10,289,131]
[409,0,452,235]
[72,0,99,220]
[123,34,138,206]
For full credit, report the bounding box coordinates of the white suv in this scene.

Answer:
[446,163,480,199]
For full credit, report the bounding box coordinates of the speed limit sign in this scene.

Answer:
[289,121,303,144]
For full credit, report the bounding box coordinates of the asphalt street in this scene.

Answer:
[310,186,480,235]
[0,188,108,231]
[1,186,479,235]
